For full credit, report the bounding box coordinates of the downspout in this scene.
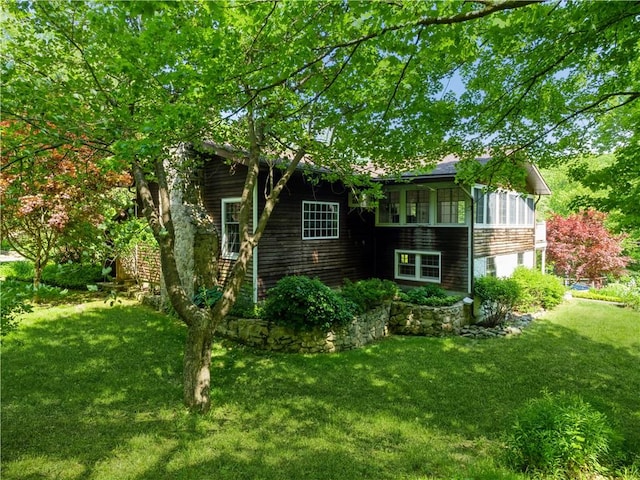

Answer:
[459,186,474,295]
[252,180,259,304]
[534,194,545,273]
[461,185,476,321]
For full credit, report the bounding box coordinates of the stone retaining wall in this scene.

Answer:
[388,301,468,336]
[216,303,390,353]
[216,300,469,353]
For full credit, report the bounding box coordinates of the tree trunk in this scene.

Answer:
[183,316,214,413]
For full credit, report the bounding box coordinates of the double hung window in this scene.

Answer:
[395,250,441,283]
[222,198,241,259]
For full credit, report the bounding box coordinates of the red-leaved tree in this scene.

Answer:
[547,209,630,284]
[0,125,131,288]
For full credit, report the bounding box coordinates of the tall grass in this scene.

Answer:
[1,299,639,479]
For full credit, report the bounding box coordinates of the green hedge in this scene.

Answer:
[41,263,105,289]
[2,261,105,290]
[0,261,35,282]
[340,278,398,314]
[263,276,355,332]
[511,266,565,312]
[398,284,462,307]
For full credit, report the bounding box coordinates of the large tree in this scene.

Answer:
[2,0,638,412]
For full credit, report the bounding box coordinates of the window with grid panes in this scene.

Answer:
[406,189,430,224]
[395,250,441,282]
[378,190,400,224]
[302,201,339,239]
[437,188,466,224]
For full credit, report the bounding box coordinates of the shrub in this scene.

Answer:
[505,391,619,477]
[1,261,35,282]
[41,263,106,289]
[511,266,565,312]
[474,276,520,327]
[398,285,463,307]
[0,280,33,339]
[340,278,398,314]
[263,276,355,332]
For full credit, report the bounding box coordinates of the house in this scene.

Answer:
[126,149,551,302]
[201,150,550,302]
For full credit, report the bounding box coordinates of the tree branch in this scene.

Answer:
[512,91,640,154]
[382,25,425,120]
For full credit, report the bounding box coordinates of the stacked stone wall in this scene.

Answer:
[388,301,468,336]
[216,300,469,353]
[216,303,390,353]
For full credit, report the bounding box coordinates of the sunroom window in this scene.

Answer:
[437,188,466,224]
[378,190,400,224]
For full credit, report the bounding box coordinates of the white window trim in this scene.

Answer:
[394,249,442,283]
[302,200,340,240]
[376,185,468,227]
[221,197,242,260]
[473,186,535,228]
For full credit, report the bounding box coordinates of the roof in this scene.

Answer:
[376,154,551,196]
[199,141,551,195]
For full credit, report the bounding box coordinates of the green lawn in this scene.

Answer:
[2,299,639,479]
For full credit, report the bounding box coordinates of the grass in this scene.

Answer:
[1,298,639,479]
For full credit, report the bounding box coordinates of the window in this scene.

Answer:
[437,188,466,224]
[377,186,467,226]
[526,197,535,225]
[395,250,441,282]
[499,192,508,224]
[406,189,430,224]
[474,189,485,224]
[509,195,517,224]
[518,196,527,225]
[302,201,339,239]
[517,252,524,265]
[473,188,535,227]
[222,198,241,259]
[378,190,400,224]
[486,191,496,224]
[486,257,496,277]
[397,252,416,278]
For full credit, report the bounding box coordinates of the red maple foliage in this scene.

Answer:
[1,122,131,287]
[546,209,629,283]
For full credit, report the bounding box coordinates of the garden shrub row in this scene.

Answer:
[511,266,565,311]
[474,267,568,327]
[262,276,356,332]
[262,276,461,332]
[2,260,106,289]
[397,284,463,307]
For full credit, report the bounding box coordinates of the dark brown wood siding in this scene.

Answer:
[256,172,375,297]
[473,228,534,258]
[201,157,374,297]
[201,157,254,287]
[373,226,469,293]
